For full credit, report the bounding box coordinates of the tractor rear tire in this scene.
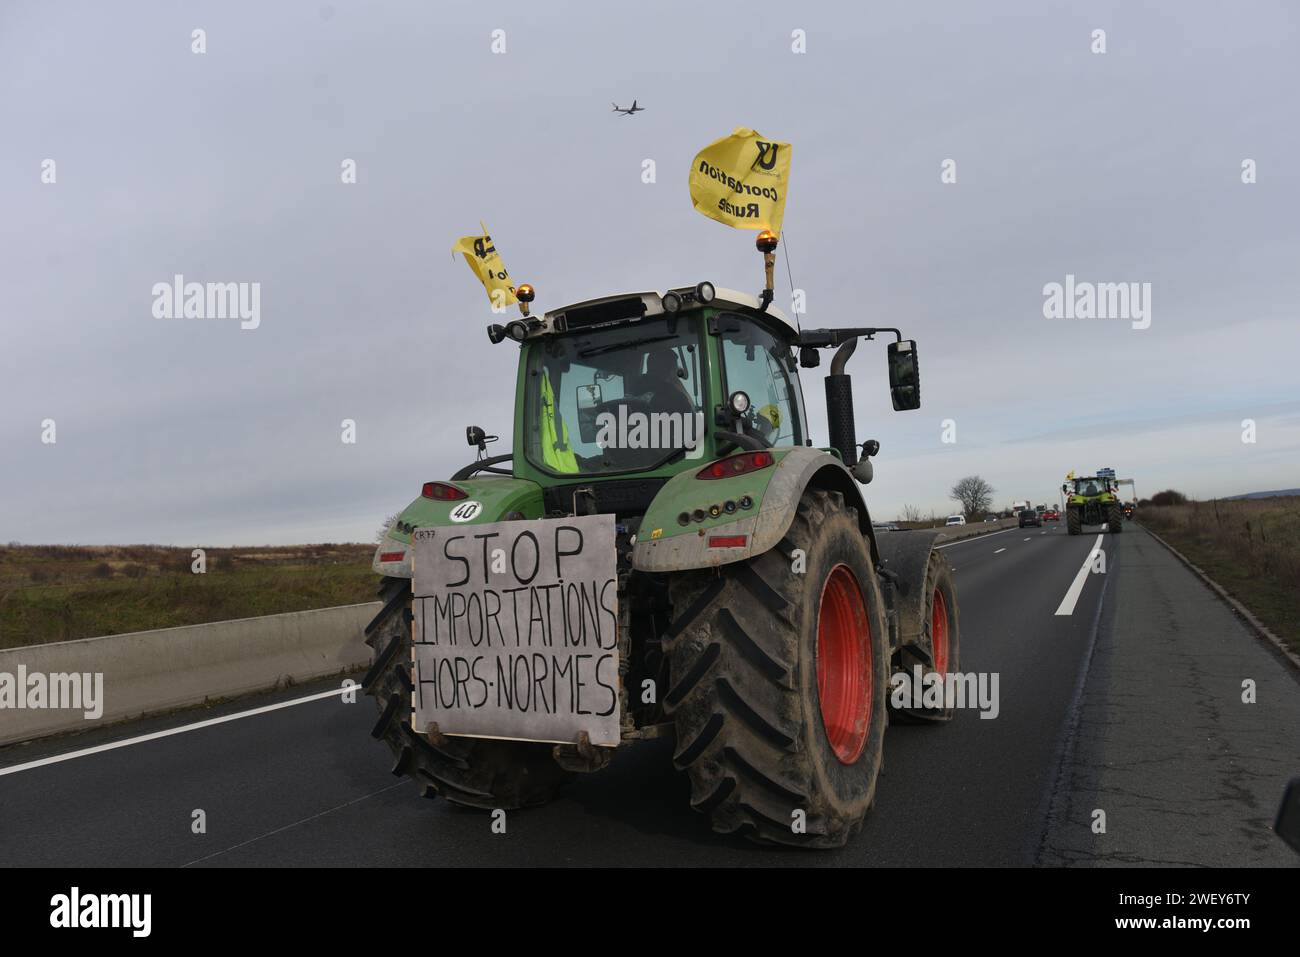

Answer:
[363,576,573,809]
[893,548,960,722]
[1067,508,1082,536]
[1107,505,1123,534]
[664,489,889,848]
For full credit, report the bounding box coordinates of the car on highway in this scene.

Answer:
[1043,508,1060,521]
[872,522,900,532]
[984,514,999,523]
[1019,508,1042,528]
[945,514,967,526]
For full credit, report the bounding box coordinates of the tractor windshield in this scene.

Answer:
[523,317,705,475]
[1074,478,1105,496]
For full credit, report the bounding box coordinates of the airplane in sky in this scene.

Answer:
[611,99,644,115]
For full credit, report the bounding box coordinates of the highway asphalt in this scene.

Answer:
[2,522,1296,867]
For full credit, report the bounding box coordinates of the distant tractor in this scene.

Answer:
[364,247,962,848]
[1062,469,1123,535]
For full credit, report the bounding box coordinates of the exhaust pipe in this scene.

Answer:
[825,338,858,466]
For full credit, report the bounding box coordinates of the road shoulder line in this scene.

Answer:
[0,685,353,777]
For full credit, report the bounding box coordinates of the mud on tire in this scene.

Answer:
[892,548,961,722]
[363,576,573,809]
[664,489,889,848]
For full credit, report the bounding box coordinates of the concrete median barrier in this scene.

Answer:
[0,601,381,747]
[932,517,1021,543]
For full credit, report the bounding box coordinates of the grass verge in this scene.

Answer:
[1138,497,1300,654]
[0,544,376,649]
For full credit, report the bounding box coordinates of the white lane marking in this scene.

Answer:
[936,526,1018,549]
[1055,534,1105,616]
[0,685,353,778]
[994,547,1007,554]
[1023,537,1031,541]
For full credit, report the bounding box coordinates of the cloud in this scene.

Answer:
[1,1,1297,544]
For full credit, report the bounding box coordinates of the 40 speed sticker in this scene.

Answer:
[449,501,483,522]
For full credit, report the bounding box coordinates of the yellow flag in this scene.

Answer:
[688,128,791,234]
[452,224,518,308]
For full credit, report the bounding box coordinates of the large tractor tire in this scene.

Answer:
[363,576,573,809]
[664,489,889,848]
[1107,504,1123,534]
[1066,508,1082,536]
[893,548,960,722]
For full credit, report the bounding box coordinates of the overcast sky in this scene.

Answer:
[2,0,1297,545]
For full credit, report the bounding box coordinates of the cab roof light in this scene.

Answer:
[696,450,774,480]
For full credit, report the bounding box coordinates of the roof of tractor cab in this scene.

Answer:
[542,286,797,337]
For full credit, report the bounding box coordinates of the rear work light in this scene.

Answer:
[697,450,774,480]
[422,481,468,501]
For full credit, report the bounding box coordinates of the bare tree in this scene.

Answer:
[376,514,399,543]
[902,503,922,523]
[951,475,995,518]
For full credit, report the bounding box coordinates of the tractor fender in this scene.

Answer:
[874,529,941,648]
[632,447,876,573]
[372,476,544,578]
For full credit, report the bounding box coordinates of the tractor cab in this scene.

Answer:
[512,285,806,488]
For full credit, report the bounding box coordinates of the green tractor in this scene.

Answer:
[1062,470,1124,535]
[365,269,960,848]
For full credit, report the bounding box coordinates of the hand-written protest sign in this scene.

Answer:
[411,515,620,747]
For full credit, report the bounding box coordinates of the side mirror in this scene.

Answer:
[466,425,486,449]
[887,340,920,411]
[576,384,602,444]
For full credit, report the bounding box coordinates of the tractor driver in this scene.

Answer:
[629,345,696,421]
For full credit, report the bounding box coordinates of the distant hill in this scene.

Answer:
[1223,489,1300,500]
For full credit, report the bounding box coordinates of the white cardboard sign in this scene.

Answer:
[410,515,620,746]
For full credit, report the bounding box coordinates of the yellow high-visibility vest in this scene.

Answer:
[540,375,578,473]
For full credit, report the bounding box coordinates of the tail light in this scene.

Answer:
[422,481,468,501]
[696,451,774,480]
[378,551,406,563]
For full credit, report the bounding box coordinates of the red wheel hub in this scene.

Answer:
[816,564,873,765]
[931,587,950,675]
